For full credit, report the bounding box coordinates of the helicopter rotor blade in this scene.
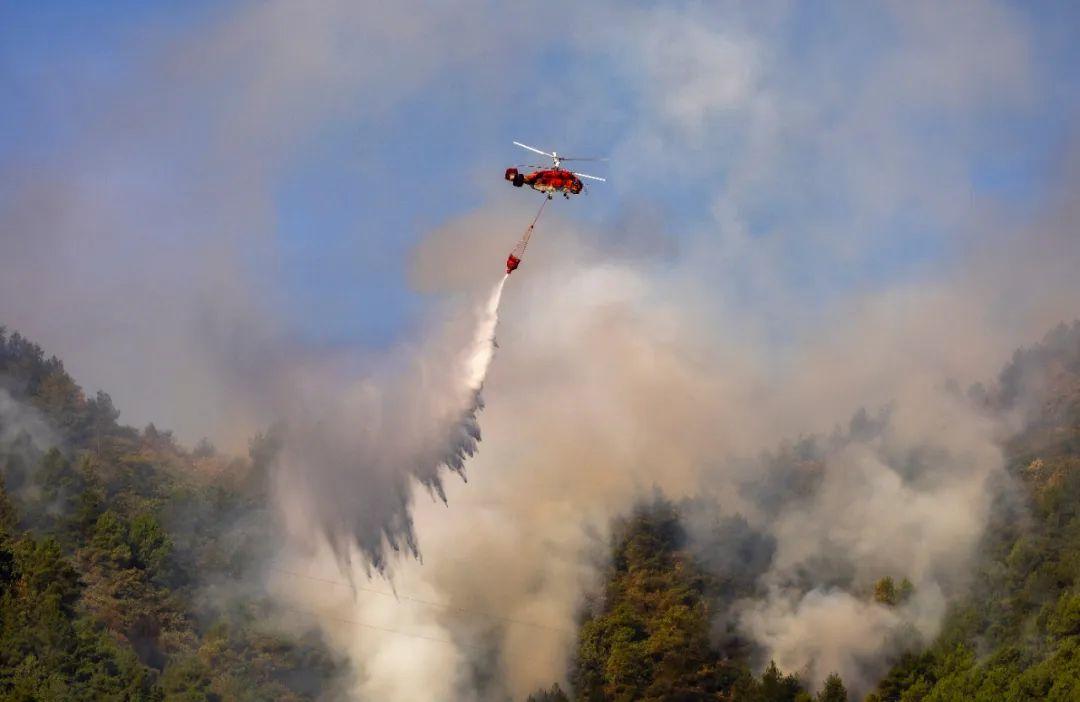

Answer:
[559,156,609,162]
[513,141,555,159]
[573,172,606,182]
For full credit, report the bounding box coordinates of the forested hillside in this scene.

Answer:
[4,319,1079,702]
[866,322,1080,701]
[531,321,1080,702]
[0,328,344,700]
[528,499,823,702]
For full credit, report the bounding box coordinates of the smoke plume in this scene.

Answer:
[0,388,57,453]
[269,207,1073,699]
[731,388,1006,692]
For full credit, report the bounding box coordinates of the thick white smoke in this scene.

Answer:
[734,387,1006,692]
[266,221,1060,700]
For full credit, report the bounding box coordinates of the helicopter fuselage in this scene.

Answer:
[504,167,584,197]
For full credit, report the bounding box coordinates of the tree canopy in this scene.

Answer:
[0,326,344,700]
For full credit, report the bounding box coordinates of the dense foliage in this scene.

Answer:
[572,500,746,700]
[532,321,1080,702]
[0,328,343,701]
[867,321,1080,701]
[4,319,1080,702]
[530,499,832,702]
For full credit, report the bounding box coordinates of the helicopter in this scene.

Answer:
[502,142,607,274]
[504,141,606,199]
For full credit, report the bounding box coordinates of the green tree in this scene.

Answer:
[897,577,914,604]
[526,683,571,702]
[816,673,847,702]
[90,511,134,567]
[0,480,18,536]
[761,660,802,701]
[128,513,173,577]
[568,498,799,701]
[874,576,897,606]
[1049,591,1080,638]
[160,655,214,701]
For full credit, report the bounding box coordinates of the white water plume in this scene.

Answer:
[462,275,508,393]
[273,275,509,573]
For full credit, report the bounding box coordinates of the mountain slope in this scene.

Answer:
[0,328,344,701]
[531,321,1080,702]
[868,322,1080,701]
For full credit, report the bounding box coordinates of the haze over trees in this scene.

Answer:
[531,321,1080,701]
[0,328,345,700]
[2,320,1080,700]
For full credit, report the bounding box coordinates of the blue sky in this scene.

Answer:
[1,1,1078,437]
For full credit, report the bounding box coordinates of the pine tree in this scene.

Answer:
[873,576,897,606]
[816,673,847,702]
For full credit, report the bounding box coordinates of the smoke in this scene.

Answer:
[267,205,1072,699]
[2,2,1078,700]
[0,388,57,452]
[0,388,60,500]
[272,276,507,573]
[0,0,535,448]
[732,387,1005,692]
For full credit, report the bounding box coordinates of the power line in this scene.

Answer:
[279,605,482,651]
[270,567,573,636]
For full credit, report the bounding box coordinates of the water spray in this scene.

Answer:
[462,275,509,392]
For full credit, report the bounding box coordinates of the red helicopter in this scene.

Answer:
[503,142,606,274]
[504,141,606,200]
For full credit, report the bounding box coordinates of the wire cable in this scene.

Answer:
[278,605,484,651]
[270,567,573,636]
